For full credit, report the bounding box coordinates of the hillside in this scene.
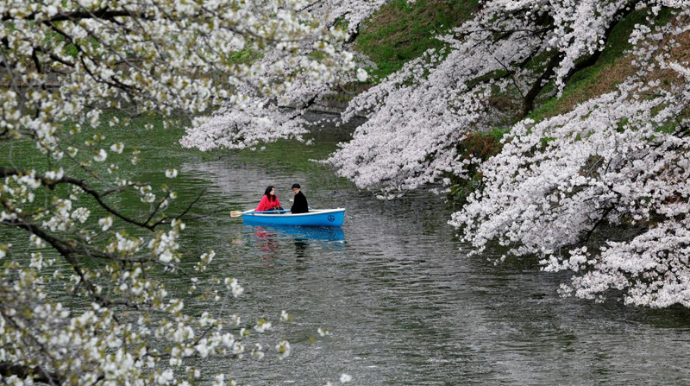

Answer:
[350,1,687,204]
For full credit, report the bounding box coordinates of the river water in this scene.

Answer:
[7,114,689,386]
[176,136,690,386]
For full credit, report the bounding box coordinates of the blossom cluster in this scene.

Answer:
[179,0,386,151]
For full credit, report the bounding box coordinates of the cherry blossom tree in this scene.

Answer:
[0,0,358,384]
[179,0,381,152]
[302,0,392,42]
[453,12,690,307]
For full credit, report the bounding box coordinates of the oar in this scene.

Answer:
[230,209,252,217]
[231,209,289,217]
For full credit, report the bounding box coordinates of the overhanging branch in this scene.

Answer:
[0,361,63,385]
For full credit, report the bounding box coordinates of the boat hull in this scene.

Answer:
[241,208,345,227]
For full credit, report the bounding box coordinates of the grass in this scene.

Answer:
[355,0,479,81]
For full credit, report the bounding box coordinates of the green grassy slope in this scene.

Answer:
[355,0,479,81]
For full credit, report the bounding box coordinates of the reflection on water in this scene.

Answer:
[180,156,690,386]
[244,225,345,264]
[252,227,281,260]
[248,225,345,243]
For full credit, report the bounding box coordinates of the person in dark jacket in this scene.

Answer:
[290,183,309,213]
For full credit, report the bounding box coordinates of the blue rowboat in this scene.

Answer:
[241,208,345,227]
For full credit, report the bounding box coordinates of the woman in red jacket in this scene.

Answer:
[255,185,283,212]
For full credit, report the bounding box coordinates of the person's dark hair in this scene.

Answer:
[264,185,276,202]
[291,183,301,190]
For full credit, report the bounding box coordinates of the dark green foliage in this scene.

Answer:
[448,128,508,206]
[229,50,255,64]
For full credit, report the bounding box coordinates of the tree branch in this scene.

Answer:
[520,52,562,118]
[2,8,137,22]
[0,167,162,230]
[0,362,63,385]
